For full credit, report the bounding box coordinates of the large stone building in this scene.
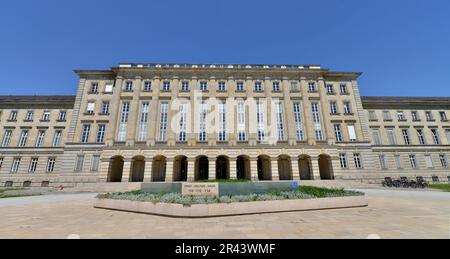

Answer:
[0,63,449,187]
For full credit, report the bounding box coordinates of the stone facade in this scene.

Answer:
[0,63,448,187]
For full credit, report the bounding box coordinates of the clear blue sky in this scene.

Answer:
[1,0,449,96]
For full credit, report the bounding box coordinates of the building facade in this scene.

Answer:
[0,63,449,187]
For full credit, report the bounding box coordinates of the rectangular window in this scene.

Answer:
[397,111,406,121]
[236,82,245,92]
[25,111,34,121]
[290,82,299,92]
[159,102,169,141]
[18,129,29,147]
[29,158,38,173]
[218,103,226,141]
[330,102,338,114]
[11,157,21,173]
[343,102,352,114]
[426,111,433,121]
[47,158,56,173]
[178,103,188,142]
[409,155,417,169]
[354,153,362,169]
[431,129,440,145]
[308,82,316,92]
[163,81,171,91]
[311,103,323,141]
[91,155,100,172]
[424,155,434,168]
[339,153,348,168]
[237,102,246,142]
[1,130,13,147]
[257,102,266,141]
[96,124,106,143]
[275,102,285,141]
[53,130,62,147]
[105,84,113,93]
[9,111,18,121]
[446,130,450,144]
[118,102,130,142]
[199,103,207,141]
[81,124,91,143]
[402,129,410,145]
[334,124,343,142]
[395,155,403,169]
[125,81,133,91]
[340,84,348,94]
[144,81,152,91]
[293,102,305,141]
[272,82,280,92]
[440,155,448,168]
[411,111,419,121]
[379,155,387,169]
[86,102,95,114]
[200,81,208,91]
[0,157,3,170]
[35,130,46,147]
[255,82,263,92]
[90,83,99,93]
[138,102,150,142]
[74,155,84,172]
[326,84,334,94]
[387,128,397,145]
[368,111,377,121]
[102,102,110,114]
[417,129,426,145]
[383,111,392,121]
[372,128,382,145]
[42,111,51,121]
[348,125,357,142]
[58,111,67,121]
[181,81,189,91]
[440,111,448,121]
[218,82,226,91]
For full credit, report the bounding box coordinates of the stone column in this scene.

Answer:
[271,158,280,181]
[99,159,110,182]
[318,77,335,145]
[312,157,321,180]
[187,157,195,182]
[209,157,216,180]
[143,160,153,182]
[168,78,179,146]
[121,159,132,182]
[250,157,258,181]
[105,76,123,146]
[126,76,142,146]
[165,158,174,182]
[300,78,316,145]
[147,78,160,146]
[283,79,297,145]
[291,156,300,181]
[229,157,237,179]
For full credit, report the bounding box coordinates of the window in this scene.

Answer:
[86,102,95,114]
[387,128,397,145]
[340,84,348,94]
[35,130,46,147]
[0,157,3,170]
[90,83,99,93]
[272,82,280,92]
[25,111,34,121]
[409,155,417,169]
[218,103,226,141]
[440,155,448,168]
[397,111,406,121]
[311,103,323,141]
[339,153,348,168]
[379,155,387,169]
[18,129,29,147]
[256,102,266,141]
[181,81,189,91]
[348,125,357,142]
[11,157,21,173]
[42,111,51,121]
[52,130,62,147]
[163,81,171,91]
[308,82,316,92]
[426,111,433,121]
[47,158,56,173]
[411,111,420,121]
[1,130,13,147]
[254,82,263,92]
[343,102,352,114]
[326,84,334,94]
[275,102,285,141]
[218,82,226,91]
[334,124,343,142]
[368,111,377,121]
[96,124,106,143]
[178,103,188,142]
[29,158,38,173]
[138,102,150,142]
[293,102,305,141]
[446,129,450,144]
[199,103,207,141]
[237,102,246,142]
[424,155,433,169]
[402,129,410,145]
[440,111,448,121]
[431,129,440,145]
[58,111,67,121]
[9,111,18,121]
[81,124,91,143]
[105,84,113,93]
[383,111,392,121]
[125,81,133,91]
[330,102,338,114]
[102,102,110,114]
[417,129,426,145]
[118,102,130,142]
[236,82,245,92]
[290,82,299,92]
[144,81,152,91]
[74,155,84,172]
[159,102,169,141]
[354,153,362,169]
[200,81,208,91]
[91,155,100,172]
[372,128,382,145]
[395,155,403,169]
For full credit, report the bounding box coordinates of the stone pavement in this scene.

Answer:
[0,189,448,239]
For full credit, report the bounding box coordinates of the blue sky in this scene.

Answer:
[1,0,449,96]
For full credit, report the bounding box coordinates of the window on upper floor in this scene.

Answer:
[25,111,34,121]
[383,110,392,121]
[417,129,426,145]
[53,130,62,147]
[181,81,189,91]
[368,110,377,121]
[42,111,51,121]
[340,84,348,94]
[402,129,411,145]
[236,82,245,92]
[326,84,334,94]
[440,111,448,121]
[409,155,417,169]
[200,81,208,91]
[96,124,106,143]
[308,82,316,92]
[386,128,397,145]
[104,84,113,93]
[101,102,110,115]
[86,102,95,115]
[47,158,56,173]
[163,81,171,91]
[28,157,39,173]
[124,81,133,92]
[90,83,99,94]
[18,129,29,147]
[58,111,67,121]
[372,128,382,145]
[425,111,434,121]
[291,82,300,92]
[9,111,18,121]
[431,129,440,145]
[343,102,352,114]
[440,154,448,168]
[446,129,450,144]
[254,82,263,92]
[334,124,343,142]
[348,125,357,142]
[339,153,348,169]
[272,82,280,92]
[354,153,362,169]
[330,102,338,115]
[35,130,46,147]
[1,130,13,147]
[397,111,406,121]
[144,81,152,92]
[11,157,21,173]
[218,82,226,91]
[81,124,91,143]
[411,111,420,121]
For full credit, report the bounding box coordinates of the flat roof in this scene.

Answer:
[361,96,450,109]
[0,95,76,109]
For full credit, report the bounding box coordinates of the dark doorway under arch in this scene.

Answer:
[108,156,124,182]
[278,155,293,180]
[173,156,188,182]
[236,155,251,180]
[299,155,313,180]
[257,155,272,181]
[216,156,230,180]
[319,155,334,180]
[152,156,167,182]
[130,156,145,182]
[195,156,209,181]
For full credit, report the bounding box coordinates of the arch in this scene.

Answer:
[173,155,188,182]
[23,181,32,187]
[319,154,334,180]
[216,156,230,180]
[130,156,145,182]
[257,155,272,181]
[152,156,167,182]
[278,155,293,180]
[107,156,124,182]
[195,156,209,181]
[299,155,313,180]
[236,155,251,180]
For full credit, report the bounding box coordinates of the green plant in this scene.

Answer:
[429,184,450,192]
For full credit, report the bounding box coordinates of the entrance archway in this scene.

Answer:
[257,155,272,181]
[299,155,313,180]
[130,156,145,182]
[152,156,167,182]
[278,155,293,180]
[216,156,230,180]
[319,154,334,180]
[195,156,209,181]
[236,155,251,180]
[173,156,188,182]
[107,156,124,182]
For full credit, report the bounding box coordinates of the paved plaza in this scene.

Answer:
[0,189,448,239]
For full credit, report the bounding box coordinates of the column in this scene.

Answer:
[283,79,297,145]
[246,78,257,146]
[147,78,160,146]
[250,157,258,181]
[143,160,153,182]
[165,158,174,182]
[187,157,195,182]
[126,76,142,146]
[317,77,335,145]
[312,157,321,180]
[229,157,237,179]
[291,156,300,181]
[168,78,179,146]
[271,158,280,181]
[188,78,198,146]
[105,76,123,146]
[209,157,216,180]
[300,78,316,145]
[99,159,110,182]
[121,159,131,182]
